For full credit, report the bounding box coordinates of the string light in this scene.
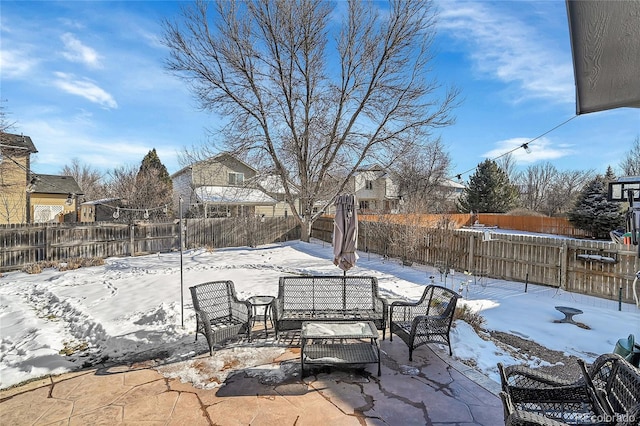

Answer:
[451,115,577,182]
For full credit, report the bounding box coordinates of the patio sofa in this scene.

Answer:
[498,353,640,425]
[271,275,388,339]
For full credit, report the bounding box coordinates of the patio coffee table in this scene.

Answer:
[300,321,381,376]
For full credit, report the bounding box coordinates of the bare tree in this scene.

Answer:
[619,136,640,176]
[103,164,172,222]
[60,158,107,202]
[390,138,453,213]
[496,152,518,183]
[163,0,458,241]
[515,162,558,212]
[544,169,594,216]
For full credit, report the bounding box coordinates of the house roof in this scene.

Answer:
[0,133,37,153]
[81,198,121,206]
[439,179,465,189]
[33,175,83,195]
[194,186,277,205]
[170,153,256,178]
[256,174,300,195]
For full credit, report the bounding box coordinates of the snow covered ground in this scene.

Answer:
[1,238,638,390]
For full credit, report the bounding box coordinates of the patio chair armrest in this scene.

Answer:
[391,299,419,307]
[498,363,580,390]
[390,302,425,323]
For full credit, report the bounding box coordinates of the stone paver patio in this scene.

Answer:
[0,334,503,425]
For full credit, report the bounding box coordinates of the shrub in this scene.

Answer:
[21,257,105,274]
[454,304,485,333]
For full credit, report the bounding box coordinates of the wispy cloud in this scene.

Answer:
[0,49,38,79]
[53,72,117,109]
[437,1,574,104]
[482,137,574,165]
[61,32,102,68]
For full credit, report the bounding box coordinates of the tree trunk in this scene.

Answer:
[300,218,313,243]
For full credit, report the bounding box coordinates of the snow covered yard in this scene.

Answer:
[1,239,638,390]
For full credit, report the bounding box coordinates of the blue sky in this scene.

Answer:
[1,0,638,180]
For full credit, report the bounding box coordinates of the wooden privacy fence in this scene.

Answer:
[312,217,639,304]
[474,214,594,238]
[0,217,300,272]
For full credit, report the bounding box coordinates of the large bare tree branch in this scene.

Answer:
[163,0,458,240]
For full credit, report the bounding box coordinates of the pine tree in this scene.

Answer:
[132,149,173,218]
[568,176,624,239]
[457,160,519,213]
[139,149,171,186]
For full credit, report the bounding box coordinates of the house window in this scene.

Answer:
[365,180,373,190]
[359,200,370,210]
[228,172,244,185]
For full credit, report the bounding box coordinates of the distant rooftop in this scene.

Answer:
[0,133,37,153]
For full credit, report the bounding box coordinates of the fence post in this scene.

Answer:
[45,224,52,262]
[560,240,568,289]
[130,224,135,257]
[468,234,475,272]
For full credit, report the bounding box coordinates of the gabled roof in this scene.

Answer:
[0,133,37,153]
[81,198,121,206]
[195,186,277,205]
[171,152,256,178]
[255,174,300,195]
[439,179,465,189]
[356,164,385,173]
[33,175,82,195]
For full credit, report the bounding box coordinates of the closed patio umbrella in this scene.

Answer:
[333,194,359,273]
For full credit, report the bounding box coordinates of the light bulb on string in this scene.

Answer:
[144,209,149,219]
[113,208,120,219]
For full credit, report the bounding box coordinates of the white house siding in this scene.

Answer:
[171,170,193,216]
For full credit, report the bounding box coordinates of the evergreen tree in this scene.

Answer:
[457,160,519,213]
[568,176,624,239]
[139,149,171,186]
[604,165,616,183]
[132,149,173,219]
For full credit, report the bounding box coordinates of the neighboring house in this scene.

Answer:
[255,174,300,218]
[347,165,401,214]
[171,153,278,217]
[0,133,37,224]
[438,178,465,200]
[29,175,83,223]
[79,198,121,222]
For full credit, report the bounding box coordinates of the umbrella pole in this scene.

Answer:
[343,269,347,310]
